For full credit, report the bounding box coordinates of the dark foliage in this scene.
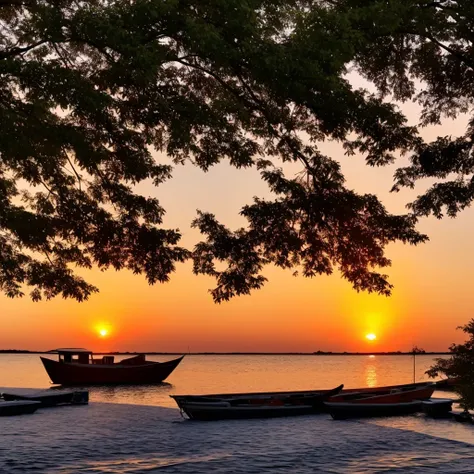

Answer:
[9,1,471,302]
[345,1,474,219]
[427,320,474,410]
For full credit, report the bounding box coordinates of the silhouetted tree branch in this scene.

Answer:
[11,0,474,302]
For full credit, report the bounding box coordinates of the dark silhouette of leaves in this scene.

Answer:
[1,0,435,302]
[428,320,474,410]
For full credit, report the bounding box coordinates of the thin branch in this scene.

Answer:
[65,36,116,63]
[52,43,74,69]
[426,33,474,70]
[43,250,54,266]
[235,73,317,185]
[65,154,83,191]
[0,39,48,59]
[39,178,58,199]
[176,58,316,181]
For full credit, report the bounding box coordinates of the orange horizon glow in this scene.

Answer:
[0,252,471,352]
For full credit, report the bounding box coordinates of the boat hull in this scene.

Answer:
[2,389,89,407]
[421,399,454,418]
[326,401,422,420]
[435,378,460,391]
[341,381,434,394]
[41,355,184,385]
[328,383,435,404]
[176,402,319,421]
[172,385,344,421]
[0,401,41,416]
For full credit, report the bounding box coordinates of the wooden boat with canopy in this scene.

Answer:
[171,384,344,420]
[41,349,184,385]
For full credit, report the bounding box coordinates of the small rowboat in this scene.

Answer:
[341,381,434,395]
[434,378,459,391]
[325,383,435,419]
[421,398,454,418]
[329,382,435,404]
[171,384,344,421]
[0,400,41,416]
[326,401,422,420]
[2,388,89,407]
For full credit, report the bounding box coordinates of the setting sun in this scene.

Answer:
[99,328,109,338]
[366,333,377,341]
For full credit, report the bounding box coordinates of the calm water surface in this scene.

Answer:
[0,354,444,408]
[3,353,474,473]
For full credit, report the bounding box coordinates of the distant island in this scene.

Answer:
[0,349,451,355]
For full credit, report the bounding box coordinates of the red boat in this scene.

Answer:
[435,378,460,391]
[328,382,435,404]
[41,349,184,385]
[325,382,436,419]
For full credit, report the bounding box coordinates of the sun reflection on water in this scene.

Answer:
[365,355,378,387]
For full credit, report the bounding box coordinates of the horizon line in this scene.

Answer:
[0,350,451,356]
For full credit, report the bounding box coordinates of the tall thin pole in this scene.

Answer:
[413,351,415,383]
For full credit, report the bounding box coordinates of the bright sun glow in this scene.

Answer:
[366,333,377,341]
[99,328,108,337]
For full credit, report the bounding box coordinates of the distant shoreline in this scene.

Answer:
[0,350,451,356]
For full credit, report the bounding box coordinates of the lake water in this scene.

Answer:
[3,354,474,473]
[0,353,446,408]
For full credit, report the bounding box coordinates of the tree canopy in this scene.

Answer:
[1,0,471,303]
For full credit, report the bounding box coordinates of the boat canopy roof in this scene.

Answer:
[54,348,92,355]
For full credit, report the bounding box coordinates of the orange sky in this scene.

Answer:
[1,77,473,353]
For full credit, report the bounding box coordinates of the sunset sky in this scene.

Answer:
[2,75,474,353]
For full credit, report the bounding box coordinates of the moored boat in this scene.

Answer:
[328,382,435,404]
[171,384,344,421]
[41,349,184,385]
[2,388,89,407]
[324,383,435,419]
[0,400,41,416]
[421,398,454,418]
[435,378,460,391]
[325,400,422,420]
[341,381,434,394]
